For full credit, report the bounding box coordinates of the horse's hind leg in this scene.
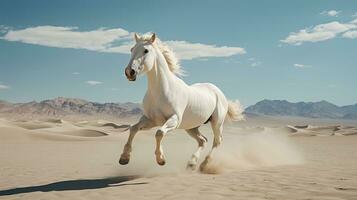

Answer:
[185,127,207,170]
[200,122,223,171]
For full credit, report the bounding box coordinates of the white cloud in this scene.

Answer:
[1,26,130,51]
[352,12,357,18]
[164,40,246,60]
[342,30,357,39]
[281,21,357,45]
[247,57,261,67]
[86,80,102,85]
[251,62,261,67]
[72,72,80,75]
[0,25,246,60]
[294,63,311,68]
[0,84,10,90]
[321,10,340,17]
[0,25,10,33]
[328,10,339,17]
[100,42,133,54]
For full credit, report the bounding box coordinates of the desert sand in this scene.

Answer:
[0,117,357,200]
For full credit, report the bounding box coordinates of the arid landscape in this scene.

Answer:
[1,1,357,199]
[1,105,357,199]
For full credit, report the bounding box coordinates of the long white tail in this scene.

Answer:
[227,100,245,121]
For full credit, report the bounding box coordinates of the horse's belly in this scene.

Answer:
[179,112,211,129]
[179,95,216,129]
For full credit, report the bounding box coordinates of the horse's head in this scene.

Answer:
[125,33,156,81]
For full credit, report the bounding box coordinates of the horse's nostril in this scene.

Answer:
[130,69,135,76]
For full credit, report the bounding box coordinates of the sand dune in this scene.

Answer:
[1,117,357,199]
[335,126,357,136]
[0,126,35,142]
[12,122,54,130]
[59,129,109,137]
[101,122,131,130]
[41,118,65,124]
[287,124,357,136]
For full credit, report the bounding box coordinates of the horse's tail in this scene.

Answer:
[226,99,245,121]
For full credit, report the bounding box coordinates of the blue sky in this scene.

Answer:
[0,0,357,106]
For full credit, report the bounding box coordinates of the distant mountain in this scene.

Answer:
[0,97,142,118]
[2,97,356,120]
[245,99,357,119]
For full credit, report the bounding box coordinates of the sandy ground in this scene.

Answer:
[0,117,357,200]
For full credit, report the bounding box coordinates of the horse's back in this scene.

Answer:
[190,83,228,105]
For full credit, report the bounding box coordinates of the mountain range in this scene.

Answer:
[0,97,356,120]
[245,99,357,119]
[0,97,142,119]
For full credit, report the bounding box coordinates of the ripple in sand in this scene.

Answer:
[59,129,109,137]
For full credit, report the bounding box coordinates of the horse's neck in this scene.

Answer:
[146,52,180,95]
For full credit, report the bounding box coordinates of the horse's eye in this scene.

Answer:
[144,49,149,54]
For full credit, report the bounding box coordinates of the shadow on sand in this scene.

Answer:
[0,175,147,196]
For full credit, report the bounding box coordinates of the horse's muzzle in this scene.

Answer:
[125,68,137,81]
[128,76,136,81]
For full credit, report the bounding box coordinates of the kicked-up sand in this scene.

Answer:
[0,117,356,200]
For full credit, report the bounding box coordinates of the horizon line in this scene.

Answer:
[1,96,356,107]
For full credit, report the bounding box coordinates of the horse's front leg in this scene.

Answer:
[155,114,179,165]
[119,115,154,165]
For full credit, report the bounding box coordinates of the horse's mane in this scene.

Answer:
[140,34,184,76]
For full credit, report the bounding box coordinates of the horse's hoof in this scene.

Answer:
[186,163,197,171]
[157,159,166,166]
[199,156,211,172]
[119,157,130,165]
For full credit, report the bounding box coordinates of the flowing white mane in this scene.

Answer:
[139,34,184,76]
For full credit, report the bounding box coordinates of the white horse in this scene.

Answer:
[119,33,243,171]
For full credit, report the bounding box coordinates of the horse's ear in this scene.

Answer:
[134,33,140,42]
[149,33,156,43]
